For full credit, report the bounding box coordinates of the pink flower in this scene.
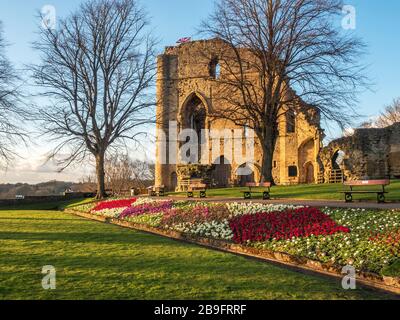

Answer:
[119,201,173,219]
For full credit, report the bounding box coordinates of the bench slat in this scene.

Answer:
[245,182,271,188]
[344,180,390,186]
[188,184,207,192]
[341,191,388,194]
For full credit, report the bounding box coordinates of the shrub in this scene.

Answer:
[229,207,350,244]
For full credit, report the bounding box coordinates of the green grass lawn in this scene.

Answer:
[0,208,395,300]
[169,180,400,202]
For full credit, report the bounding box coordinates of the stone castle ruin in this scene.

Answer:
[154,39,400,191]
[155,39,323,191]
[320,123,400,183]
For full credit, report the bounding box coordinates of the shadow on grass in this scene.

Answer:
[1,232,394,300]
[0,230,185,246]
[1,208,398,300]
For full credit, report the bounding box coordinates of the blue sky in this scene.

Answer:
[0,0,399,183]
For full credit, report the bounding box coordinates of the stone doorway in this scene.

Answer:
[211,156,231,188]
[304,162,315,184]
[236,163,255,187]
[170,172,178,192]
[298,138,315,184]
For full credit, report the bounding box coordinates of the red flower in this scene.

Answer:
[92,198,137,212]
[229,207,350,244]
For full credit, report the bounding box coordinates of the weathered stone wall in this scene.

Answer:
[155,39,323,190]
[320,123,400,181]
[388,124,400,178]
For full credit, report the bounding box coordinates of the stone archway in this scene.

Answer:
[235,163,260,186]
[332,150,345,170]
[180,93,208,164]
[298,138,315,184]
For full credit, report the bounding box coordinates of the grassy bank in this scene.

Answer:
[0,209,392,300]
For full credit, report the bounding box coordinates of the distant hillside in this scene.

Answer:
[0,181,97,199]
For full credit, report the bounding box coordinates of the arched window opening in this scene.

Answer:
[210,58,221,79]
[332,150,345,170]
[181,94,207,164]
[286,110,296,134]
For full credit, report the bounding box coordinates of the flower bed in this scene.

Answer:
[92,198,137,212]
[73,198,400,277]
[230,207,350,243]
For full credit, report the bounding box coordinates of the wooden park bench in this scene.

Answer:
[187,183,207,199]
[242,182,272,200]
[342,180,390,203]
[147,185,166,197]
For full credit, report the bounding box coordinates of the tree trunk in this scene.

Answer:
[259,126,278,184]
[95,152,107,199]
[261,146,274,183]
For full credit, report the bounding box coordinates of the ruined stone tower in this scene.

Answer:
[155,39,324,191]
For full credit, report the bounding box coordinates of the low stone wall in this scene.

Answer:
[0,193,91,207]
[67,209,400,296]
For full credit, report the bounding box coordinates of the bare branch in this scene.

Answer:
[31,0,157,198]
[200,0,369,182]
[0,21,27,169]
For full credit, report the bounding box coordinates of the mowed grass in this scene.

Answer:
[170,180,400,201]
[0,209,394,300]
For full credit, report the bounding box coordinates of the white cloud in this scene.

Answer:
[0,145,93,184]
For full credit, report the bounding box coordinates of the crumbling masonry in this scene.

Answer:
[154,39,400,191]
[155,39,323,191]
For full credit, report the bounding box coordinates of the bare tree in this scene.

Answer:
[361,98,400,128]
[201,0,368,183]
[105,154,154,194]
[105,153,134,195]
[31,0,157,198]
[0,22,26,167]
[131,159,154,188]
